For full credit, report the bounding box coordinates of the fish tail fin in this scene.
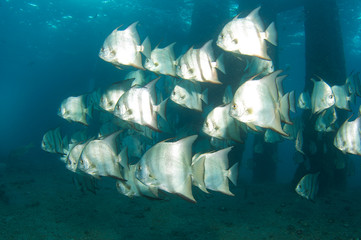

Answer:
[279,93,292,125]
[166,42,176,60]
[265,22,277,46]
[86,103,94,119]
[118,147,128,169]
[216,53,226,74]
[133,52,144,70]
[201,88,208,105]
[141,36,151,59]
[289,90,296,113]
[228,162,239,186]
[156,98,168,120]
[191,156,208,193]
[62,135,69,152]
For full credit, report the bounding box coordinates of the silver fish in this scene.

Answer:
[115,148,158,198]
[145,43,177,76]
[295,172,320,201]
[135,135,203,202]
[99,22,151,69]
[297,91,311,110]
[192,147,238,196]
[334,116,361,156]
[41,127,67,155]
[113,78,168,131]
[116,164,158,199]
[170,79,208,111]
[176,41,224,84]
[202,103,247,143]
[311,78,335,114]
[58,95,91,125]
[78,131,125,179]
[99,79,133,112]
[217,7,277,60]
[345,71,361,98]
[230,70,290,136]
[331,84,351,111]
[295,130,304,154]
[66,139,92,173]
[315,106,337,132]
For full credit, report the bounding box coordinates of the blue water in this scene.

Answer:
[1,0,361,239]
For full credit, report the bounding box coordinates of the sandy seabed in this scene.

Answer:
[0,152,360,240]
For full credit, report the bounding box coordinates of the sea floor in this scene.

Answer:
[0,152,360,240]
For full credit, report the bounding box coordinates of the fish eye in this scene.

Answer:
[154,62,159,67]
[80,159,83,164]
[172,91,176,95]
[220,34,224,39]
[232,103,237,110]
[108,101,113,106]
[329,95,334,99]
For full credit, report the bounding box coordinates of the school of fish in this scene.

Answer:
[42,7,361,202]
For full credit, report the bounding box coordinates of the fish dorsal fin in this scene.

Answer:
[102,130,122,154]
[201,40,214,60]
[145,76,161,102]
[276,75,287,98]
[212,147,233,170]
[233,12,242,20]
[279,92,292,125]
[165,42,176,62]
[289,91,296,113]
[113,24,123,32]
[246,6,265,32]
[260,70,282,102]
[201,88,208,105]
[125,21,139,35]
